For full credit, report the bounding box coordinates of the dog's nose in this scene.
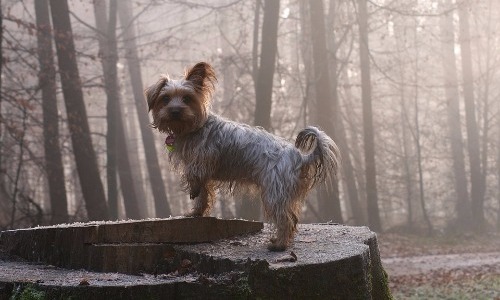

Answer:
[169,108,182,120]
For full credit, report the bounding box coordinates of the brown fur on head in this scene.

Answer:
[145,62,217,136]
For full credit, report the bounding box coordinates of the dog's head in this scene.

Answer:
[145,62,217,135]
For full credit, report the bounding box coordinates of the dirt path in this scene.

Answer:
[382,251,500,277]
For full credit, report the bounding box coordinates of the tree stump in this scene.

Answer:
[0,217,392,299]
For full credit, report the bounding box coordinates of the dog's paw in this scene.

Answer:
[184,211,203,217]
[267,242,287,252]
[189,187,201,199]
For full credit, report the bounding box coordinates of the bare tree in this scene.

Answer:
[327,0,364,225]
[411,23,433,234]
[35,0,69,224]
[253,0,280,131]
[439,0,470,230]
[93,0,117,218]
[497,19,500,229]
[0,3,9,224]
[477,0,494,230]
[458,1,485,231]
[309,0,343,223]
[217,10,237,219]
[298,1,320,222]
[251,0,261,85]
[0,4,2,182]
[117,0,171,218]
[94,0,141,220]
[357,0,381,231]
[239,0,280,221]
[393,13,416,230]
[49,0,108,221]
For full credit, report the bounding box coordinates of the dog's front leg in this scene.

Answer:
[189,182,201,200]
[185,177,215,217]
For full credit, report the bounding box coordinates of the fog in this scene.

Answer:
[0,0,499,235]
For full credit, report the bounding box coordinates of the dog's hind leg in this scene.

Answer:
[264,195,300,252]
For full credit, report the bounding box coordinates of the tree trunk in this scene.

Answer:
[0,1,9,226]
[49,0,108,221]
[0,4,2,181]
[298,0,313,126]
[116,115,142,219]
[121,97,150,217]
[327,0,364,225]
[480,0,493,229]
[93,0,118,219]
[94,0,141,220]
[298,1,318,222]
[357,0,381,232]
[498,93,500,230]
[251,0,261,84]
[458,2,485,232]
[240,0,280,221]
[498,6,500,230]
[253,0,280,131]
[409,17,433,234]
[218,11,236,219]
[439,0,470,230]
[413,63,433,235]
[341,54,368,221]
[35,0,69,224]
[401,94,414,230]
[394,20,415,230]
[308,0,343,223]
[117,0,171,218]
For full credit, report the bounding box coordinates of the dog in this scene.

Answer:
[145,62,340,251]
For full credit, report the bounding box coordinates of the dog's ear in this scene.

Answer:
[144,75,168,111]
[185,62,217,101]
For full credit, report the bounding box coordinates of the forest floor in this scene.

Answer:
[379,232,500,299]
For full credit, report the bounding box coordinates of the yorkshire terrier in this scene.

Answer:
[145,62,340,251]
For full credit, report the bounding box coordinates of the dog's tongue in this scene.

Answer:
[165,135,175,146]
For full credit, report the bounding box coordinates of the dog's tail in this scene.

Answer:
[295,126,341,189]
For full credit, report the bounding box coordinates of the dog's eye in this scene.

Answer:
[163,96,170,104]
[182,96,191,104]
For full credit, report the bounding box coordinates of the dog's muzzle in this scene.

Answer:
[168,107,183,120]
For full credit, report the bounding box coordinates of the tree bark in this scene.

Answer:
[240,0,280,221]
[413,59,433,235]
[251,0,261,84]
[357,0,381,231]
[341,64,368,222]
[309,0,343,223]
[0,1,9,226]
[35,0,69,224]
[0,5,2,181]
[218,12,236,219]
[298,0,313,125]
[458,2,485,231]
[93,0,118,219]
[253,0,280,131]
[480,0,493,230]
[439,0,470,230]
[117,0,171,218]
[409,16,433,234]
[49,0,108,221]
[327,0,364,225]
[94,0,141,220]
[498,93,500,230]
[393,7,418,230]
[121,99,149,217]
